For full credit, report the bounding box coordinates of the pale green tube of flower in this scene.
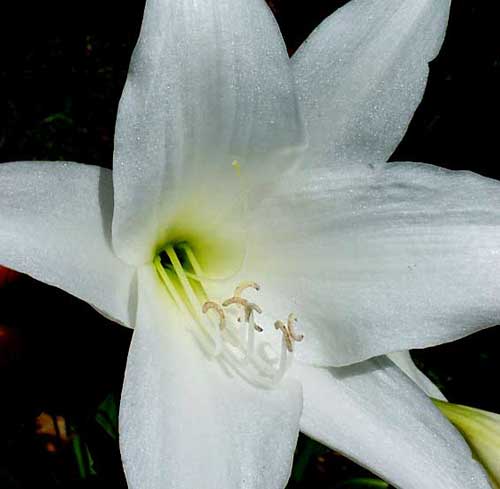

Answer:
[434,400,500,489]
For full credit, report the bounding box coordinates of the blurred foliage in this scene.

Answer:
[1,0,500,488]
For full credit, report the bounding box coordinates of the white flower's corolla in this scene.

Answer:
[1,0,500,488]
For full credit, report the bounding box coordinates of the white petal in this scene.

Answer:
[293,0,450,166]
[245,162,500,366]
[112,0,305,265]
[292,357,490,489]
[0,162,135,326]
[120,265,302,489]
[388,351,446,401]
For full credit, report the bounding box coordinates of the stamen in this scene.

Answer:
[155,256,217,354]
[253,323,264,333]
[274,315,303,353]
[223,296,262,332]
[234,281,260,297]
[273,335,289,384]
[287,313,304,343]
[221,286,265,364]
[165,245,202,319]
[178,244,212,284]
[222,296,249,326]
[155,244,303,387]
[165,244,222,355]
[245,309,256,363]
[222,296,248,309]
[244,303,262,322]
[163,264,204,284]
[202,301,226,330]
[154,257,186,313]
[274,320,294,352]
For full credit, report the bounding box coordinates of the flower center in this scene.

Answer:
[153,242,303,388]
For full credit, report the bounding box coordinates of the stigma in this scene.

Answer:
[153,242,303,387]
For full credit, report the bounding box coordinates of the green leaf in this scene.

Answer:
[42,113,73,125]
[96,392,119,441]
[72,433,96,479]
[334,478,389,488]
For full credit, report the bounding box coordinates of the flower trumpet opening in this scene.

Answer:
[153,242,303,388]
[149,159,250,274]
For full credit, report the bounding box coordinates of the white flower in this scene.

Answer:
[1,0,499,488]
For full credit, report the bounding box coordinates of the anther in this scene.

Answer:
[223,296,263,332]
[287,313,304,343]
[222,296,248,308]
[202,301,226,330]
[244,303,262,321]
[234,281,261,297]
[274,320,294,352]
[246,303,263,332]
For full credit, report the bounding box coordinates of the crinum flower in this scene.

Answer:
[1,0,499,488]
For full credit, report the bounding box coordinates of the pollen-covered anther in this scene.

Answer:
[244,303,262,321]
[202,301,226,330]
[222,296,248,308]
[287,313,304,343]
[274,321,293,352]
[222,297,264,333]
[274,315,303,353]
[222,296,263,332]
[234,281,261,297]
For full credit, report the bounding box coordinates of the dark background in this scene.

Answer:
[1,1,500,488]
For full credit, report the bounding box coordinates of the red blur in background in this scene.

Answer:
[0,265,20,286]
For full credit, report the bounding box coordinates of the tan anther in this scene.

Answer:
[244,302,262,321]
[202,301,226,330]
[234,281,261,297]
[245,303,263,332]
[274,320,294,352]
[287,313,304,342]
[223,296,250,325]
[223,297,263,332]
[222,296,248,308]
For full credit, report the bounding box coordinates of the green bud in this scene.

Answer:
[434,399,500,489]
